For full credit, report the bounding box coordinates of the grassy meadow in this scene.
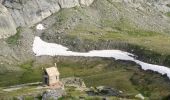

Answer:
[0,57,170,99]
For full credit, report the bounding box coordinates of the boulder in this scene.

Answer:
[42,89,65,100]
[135,93,145,100]
[79,0,94,6]
[59,0,79,8]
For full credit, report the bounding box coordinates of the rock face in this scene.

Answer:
[0,0,94,38]
[0,4,16,39]
[2,0,94,27]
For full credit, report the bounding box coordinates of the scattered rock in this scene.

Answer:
[87,86,121,96]
[62,77,86,89]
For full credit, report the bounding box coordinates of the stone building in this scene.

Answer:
[43,66,62,88]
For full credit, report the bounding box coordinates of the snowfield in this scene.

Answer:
[33,36,170,78]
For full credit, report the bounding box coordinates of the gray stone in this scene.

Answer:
[80,0,94,6]
[0,4,16,39]
[42,89,65,100]
[2,0,94,27]
[62,77,86,89]
[59,0,79,8]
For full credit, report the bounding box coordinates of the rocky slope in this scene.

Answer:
[0,4,16,38]
[1,0,170,99]
[1,0,170,39]
[2,0,94,27]
[113,0,170,15]
[1,0,170,37]
[0,0,170,71]
[0,0,94,39]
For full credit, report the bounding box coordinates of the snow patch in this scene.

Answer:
[33,36,170,79]
[36,24,45,30]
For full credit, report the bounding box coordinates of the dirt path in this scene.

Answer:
[2,82,43,92]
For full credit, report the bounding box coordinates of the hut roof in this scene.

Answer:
[45,67,59,77]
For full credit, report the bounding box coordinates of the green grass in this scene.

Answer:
[0,61,43,87]
[51,6,170,54]
[59,86,136,100]
[0,59,138,94]
[1,59,170,99]
[6,27,22,45]
[57,60,139,95]
[67,23,170,54]
[0,71,22,87]
[166,12,170,17]
[83,71,136,93]
[0,86,44,99]
[57,59,170,99]
[131,71,170,99]
[19,61,44,84]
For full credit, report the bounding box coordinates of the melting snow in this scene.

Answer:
[33,36,170,79]
[36,24,45,30]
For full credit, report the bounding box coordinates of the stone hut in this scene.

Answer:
[43,66,61,87]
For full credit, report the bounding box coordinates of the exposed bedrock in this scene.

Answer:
[2,0,94,27]
[0,4,16,39]
[0,0,94,38]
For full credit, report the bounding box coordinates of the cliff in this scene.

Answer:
[0,0,94,39]
[2,0,94,27]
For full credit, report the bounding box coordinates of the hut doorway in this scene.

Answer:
[44,77,48,84]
